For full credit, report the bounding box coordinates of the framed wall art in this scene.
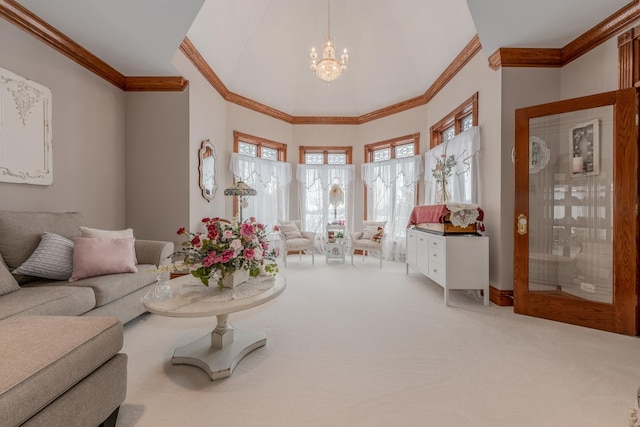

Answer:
[0,66,53,185]
[570,119,599,177]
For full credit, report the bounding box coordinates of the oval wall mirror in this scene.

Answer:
[198,139,216,202]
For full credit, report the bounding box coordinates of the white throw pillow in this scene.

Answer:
[80,226,137,264]
[12,232,74,280]
[280,222,303,240]
[361,226,378,240]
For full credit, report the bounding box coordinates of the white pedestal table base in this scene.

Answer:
[171,314,266,380]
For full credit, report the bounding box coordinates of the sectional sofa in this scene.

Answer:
[0,210,174,426]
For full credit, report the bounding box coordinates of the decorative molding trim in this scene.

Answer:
[489,1,640,70]
[562,1,640,64]
[423,35,482,104]
[124,76,189,91]
[180,35,481,125]
[489,286,513,306]
[488,48,563,70]
[0,0,187,92]
[0,0,126,89]
[180,37,229,97]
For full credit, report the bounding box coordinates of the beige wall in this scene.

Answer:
[560,36,619,100]
[124,91,190,247]
[172,50,228,232]
[0,19,126,228]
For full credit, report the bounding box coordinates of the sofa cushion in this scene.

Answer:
[70,237,137,282]
[12,233,74,280]
[28,265,158,307]
[0,286,95,320]
[0,316,123,427]
[0,256,20,296]
[0,211,84,283]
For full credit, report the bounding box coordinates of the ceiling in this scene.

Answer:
[16,0,632,117]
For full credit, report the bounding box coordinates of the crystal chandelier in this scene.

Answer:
[309,0,348,83]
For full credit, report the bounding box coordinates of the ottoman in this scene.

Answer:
[0,316,127,427]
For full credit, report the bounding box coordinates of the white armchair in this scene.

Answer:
[350,221,386,268]
[277,220,316,267]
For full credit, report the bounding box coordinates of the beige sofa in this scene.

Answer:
[0,210,174,426]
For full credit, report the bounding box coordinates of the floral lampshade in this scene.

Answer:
[224,181,257,221]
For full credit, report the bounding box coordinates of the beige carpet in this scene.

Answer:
[117,257,640,426]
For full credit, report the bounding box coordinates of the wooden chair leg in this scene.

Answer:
[99,407,120,427]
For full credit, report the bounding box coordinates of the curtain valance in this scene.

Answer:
[230,153,291,188]
[361,155,423,187]
[296,164,355,190]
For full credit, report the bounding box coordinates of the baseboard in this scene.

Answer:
[489,286,514,306]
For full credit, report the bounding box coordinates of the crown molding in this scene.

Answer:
[124,76,188,91]
[489,1,640,70]
[181,35,481,125]
[0,0,125,89]
[0,0,188,92]
[180,37,229,97]
[489,48,563,70]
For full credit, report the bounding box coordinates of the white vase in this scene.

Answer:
[572,156,584,173]
[220,269,249,289]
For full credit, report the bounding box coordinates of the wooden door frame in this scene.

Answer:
[514,89,638,335]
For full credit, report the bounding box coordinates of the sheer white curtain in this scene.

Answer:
[362,155,423,261]
[229,153,291,229]
[424,126,481,204]
[296,164,355,237]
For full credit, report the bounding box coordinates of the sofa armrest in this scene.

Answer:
[134,240,174,266]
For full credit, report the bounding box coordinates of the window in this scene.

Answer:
[362,134,422,261]
[365,134,417,163]
[425,93,481,204]
[297,146,354,236]
[231,131,290,229]
[299,146,352,165]
[235,131,286,161]
[430,92,478,148]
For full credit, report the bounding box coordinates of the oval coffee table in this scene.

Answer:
[143,273,286,380]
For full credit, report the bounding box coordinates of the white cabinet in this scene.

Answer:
[406,228,489,306]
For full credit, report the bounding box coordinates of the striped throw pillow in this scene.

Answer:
[12,232,74,280]
[0,257,20,296]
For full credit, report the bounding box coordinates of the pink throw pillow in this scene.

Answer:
[70,237,137,282]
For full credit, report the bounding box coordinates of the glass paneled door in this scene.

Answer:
[514,89,638,335]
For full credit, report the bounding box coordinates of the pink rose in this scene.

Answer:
[243,248,255,260]
[240,223,255,237]
[220,249,234,263]
[202,252,216,267]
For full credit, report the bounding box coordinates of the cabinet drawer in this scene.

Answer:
[428,263,445,285]
[427,235,444,251]
[429,247,444,266]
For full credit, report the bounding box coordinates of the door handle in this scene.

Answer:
[517,213,528,235]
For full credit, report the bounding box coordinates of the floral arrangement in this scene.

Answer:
[431,153,457,202]
[170,217,279,289]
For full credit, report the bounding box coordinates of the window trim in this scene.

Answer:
[299,146,353,164]
[429,92,478,148]
[363,133,420,220]
[234,130,287,161]
[364,133,420,163]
